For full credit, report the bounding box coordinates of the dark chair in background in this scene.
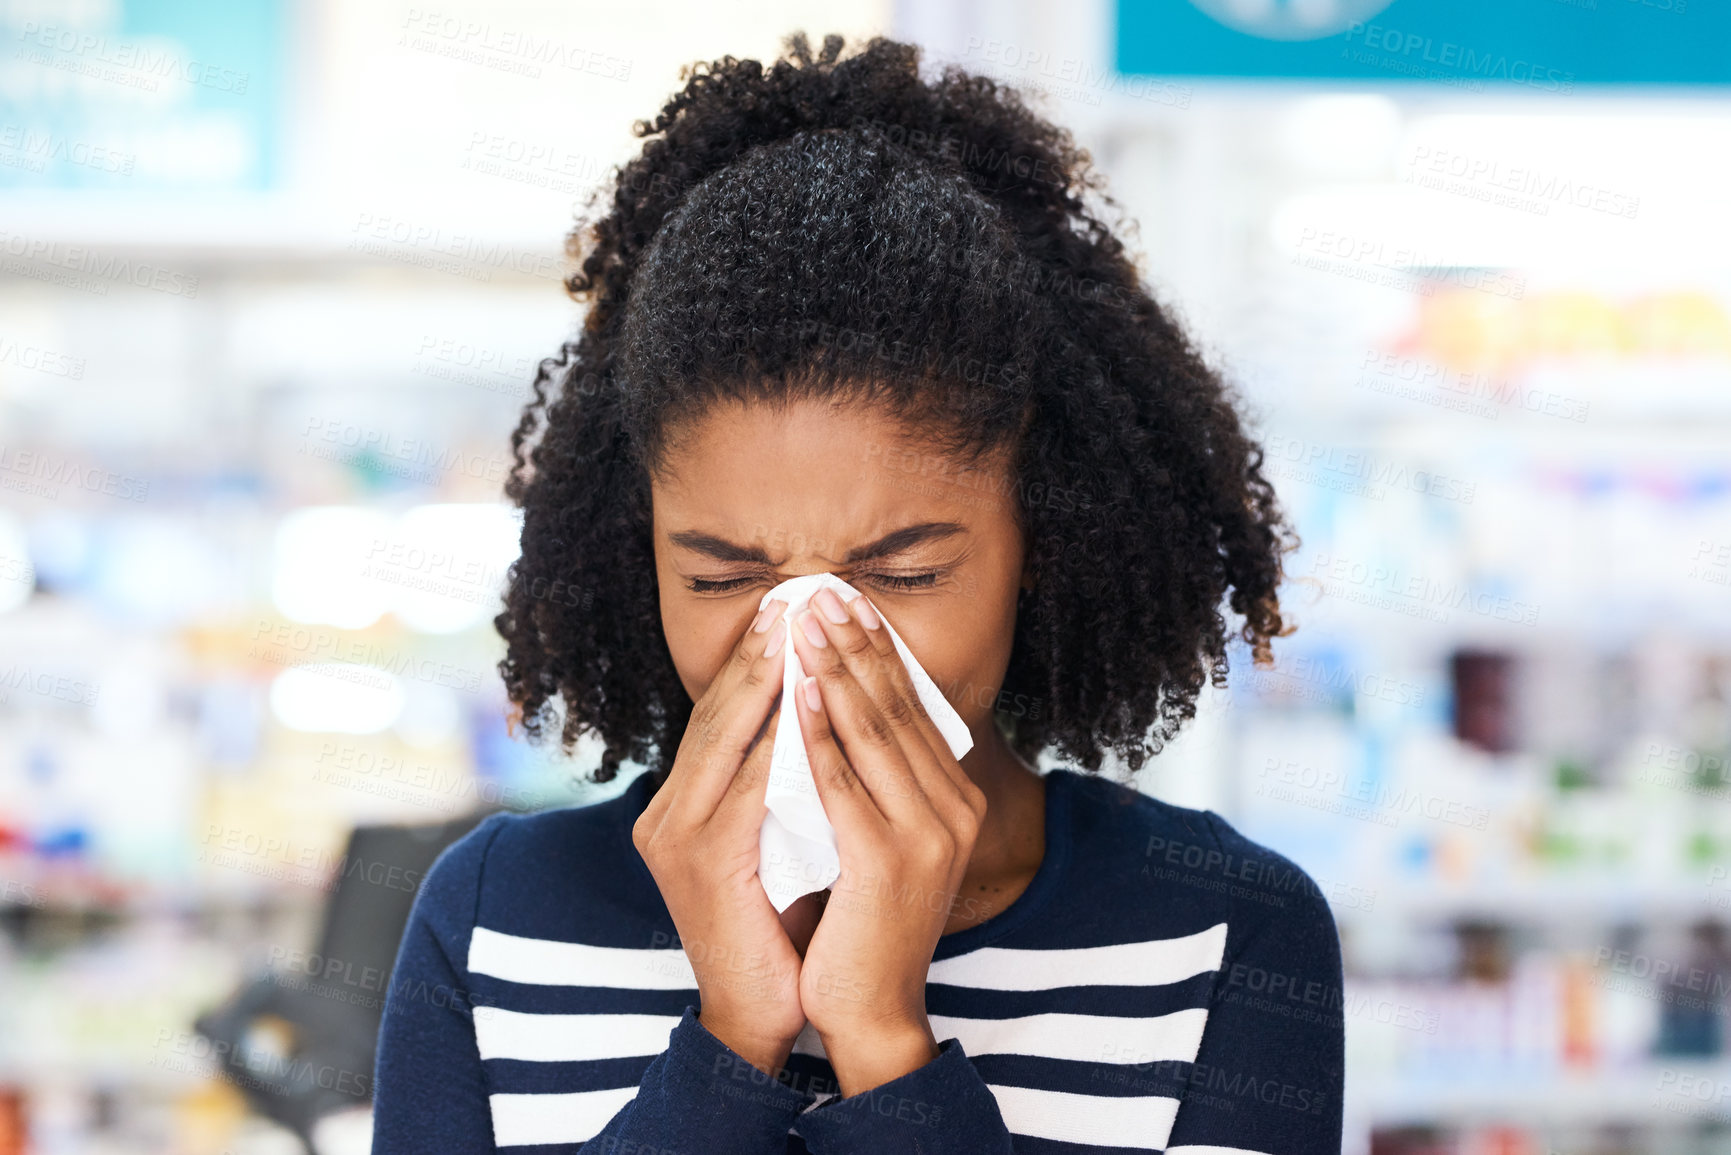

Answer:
[194,810,495,1153]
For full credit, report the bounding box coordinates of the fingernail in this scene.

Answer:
[802,675,822,712]
[754,599,784,632]
[853,597,881,630]
[814,588,849,624]
[798,609,828,647]
[764,619,787,658]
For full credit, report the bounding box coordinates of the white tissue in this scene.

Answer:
[754,572,975,913]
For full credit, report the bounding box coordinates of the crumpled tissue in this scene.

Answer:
[754,572,974,912]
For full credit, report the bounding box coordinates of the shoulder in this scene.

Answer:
[1055,768,1340,965]
[413,773,663,944]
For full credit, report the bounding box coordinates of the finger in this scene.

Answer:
[857,595,983,797]
[791,609,927,822]
[709,699,781,837]
[657,602,789,832]
[790,667,887,839]
[801,596,970,825]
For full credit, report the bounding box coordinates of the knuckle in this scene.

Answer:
[879,691,917,729]
[808,710,836,744]
[729,760,761,797]
[817,753,854,791]
[916,829,956,865]
[856,709,894,748]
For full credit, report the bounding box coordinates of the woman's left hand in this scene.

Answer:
[785,588,988,1097]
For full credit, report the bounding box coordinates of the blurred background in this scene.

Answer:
[2,0,1729,1152]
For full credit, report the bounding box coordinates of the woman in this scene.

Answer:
[372,31,1343,1154]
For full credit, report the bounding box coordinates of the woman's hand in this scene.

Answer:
[630,600,818,1078]
[786,588,988,1097]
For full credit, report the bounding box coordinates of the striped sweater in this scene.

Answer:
[371,766,1344,1154]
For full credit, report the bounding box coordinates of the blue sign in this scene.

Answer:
[0,0,284,190]
[1117,0,1730,86]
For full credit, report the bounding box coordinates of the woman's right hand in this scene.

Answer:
[630,600,815,1076]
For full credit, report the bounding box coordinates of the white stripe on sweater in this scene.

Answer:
[926,923,1228,990]
[986,1084,1181,1149]
[468,926,698,988]
[473,1008,680,1062]
[931,1007,1211,1066]
[489,1089,637,1147]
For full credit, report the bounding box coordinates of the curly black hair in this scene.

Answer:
[494,31,1296,787]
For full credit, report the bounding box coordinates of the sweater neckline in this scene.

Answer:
[932,766,1074,960]
[616,765,1076,959]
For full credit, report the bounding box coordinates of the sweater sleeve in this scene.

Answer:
[371,814,817,1154]
[581,1005,816,1151]
[792,1034,1012,1154]
[1160,816,1346,1155]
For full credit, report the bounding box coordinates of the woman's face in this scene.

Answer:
[650,395,1029,759]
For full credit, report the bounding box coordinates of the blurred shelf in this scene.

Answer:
[1333,878,1731,926]
[0,191,564,270]
[0,878,328,920]
[1354,1061,1731,1127]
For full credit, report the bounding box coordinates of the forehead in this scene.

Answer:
[650,396,1014,553]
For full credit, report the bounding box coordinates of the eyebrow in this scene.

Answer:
[668,521,967,565]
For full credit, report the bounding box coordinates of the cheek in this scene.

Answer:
[883,606,1004,721]
[661,599,749,702]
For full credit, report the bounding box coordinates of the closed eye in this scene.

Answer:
[684,572,942,594]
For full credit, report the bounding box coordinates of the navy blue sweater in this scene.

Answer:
[371,767,1344,1153]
